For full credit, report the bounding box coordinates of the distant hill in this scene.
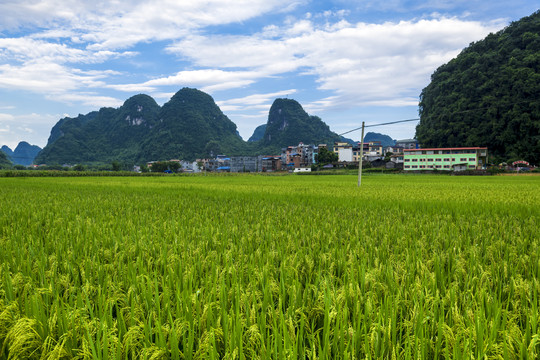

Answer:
[364,132,395,147]
[253,98,343,153]
[248,124,266,142]
[416,10,540,164]
[1,142,42,166]
[0,149,11,168]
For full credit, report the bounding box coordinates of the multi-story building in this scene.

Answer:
[403,147,488,171]
[350,141,383,162]
[230,156,259,172]
[261,156,282,172]
[384,146,404,155]
[282,143,318,167]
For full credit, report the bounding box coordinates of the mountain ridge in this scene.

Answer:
[1,141,42,166]
[36,89,354,164]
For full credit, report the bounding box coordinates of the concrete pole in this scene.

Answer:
[358,121,365,187]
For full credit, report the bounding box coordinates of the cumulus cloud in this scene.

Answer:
[0,0,301,49]
[166,16,499,110]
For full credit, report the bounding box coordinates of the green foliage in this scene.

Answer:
[35,89,247,165]
[364,132,395,147]
[416,10,540,164]
[139,163,149,173]
[316,146,338,164]
[0,151,11,169]
[111,161,121,171]
[0,175,538,358]
[34,89,352,166]
[247,124,267,142]
[150,161,180,173]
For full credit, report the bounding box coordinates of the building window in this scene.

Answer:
[460,158,467,162]
[469,165,475,168]
[469,158,475,161]
[420,165,425,168]
[405,158,410,162]
[435,158,441,161]
[443,158,450,162]
[451,158,455,161]
[412,165,418,169]
[435,165,442,168]
[444,165,450,168]
[412,159,418,162]
[427,158,434,162]
[405,165,410,169]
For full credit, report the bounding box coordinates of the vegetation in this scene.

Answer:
[35,89,247,165]
[0,150,12,169]
[0,174,538,358]
[36,91,352,166]
[416,10,540,164]
[363,132,395,147]
[149,161,181,173]
[247,124,267,142]
[258,98,343,154]
[1,142,42,166]
[315,147,338,164]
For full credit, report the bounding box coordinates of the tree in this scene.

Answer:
[111,161,121,171]
[73,164,86,171]
[150,161,180,173]
[316,147,338,164]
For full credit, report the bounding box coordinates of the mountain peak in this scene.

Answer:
[261,97,340,148]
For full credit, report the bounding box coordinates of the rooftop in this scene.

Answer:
[404,147,488,152]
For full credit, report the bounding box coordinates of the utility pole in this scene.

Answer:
[358,121,365,187]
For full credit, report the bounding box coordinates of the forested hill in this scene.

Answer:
[36,89,353,164]
[253,98,343,154]
[35,88,248,164]
[416,10,540,164]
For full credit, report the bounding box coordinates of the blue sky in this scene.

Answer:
[0,0,538,149]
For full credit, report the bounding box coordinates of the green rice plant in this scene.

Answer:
[0,174,538,359]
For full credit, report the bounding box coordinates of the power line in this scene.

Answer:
[338,118,419,136]
[338,98,540,137]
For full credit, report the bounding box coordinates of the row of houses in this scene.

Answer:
[147,138,489,173]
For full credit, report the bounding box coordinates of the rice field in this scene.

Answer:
[0,174,538,359]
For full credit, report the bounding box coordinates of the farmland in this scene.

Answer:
[0,174,539,359]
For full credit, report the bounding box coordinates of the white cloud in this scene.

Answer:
[0,62,112,93]
[49,93,123,108]
[138,69,262,93]
[166,16,499,110]
[0,0,302,49]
